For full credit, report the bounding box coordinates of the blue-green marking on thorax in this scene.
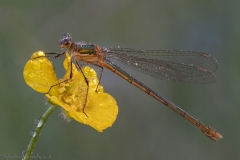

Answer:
[77,44,96,55]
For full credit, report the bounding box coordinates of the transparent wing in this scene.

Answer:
[103,48,218,83]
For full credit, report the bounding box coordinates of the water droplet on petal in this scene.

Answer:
[40,71,45,77]
[32,61,41,70]
[28,72,35,78]
[37,51,45,57]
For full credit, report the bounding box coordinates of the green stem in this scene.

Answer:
[23,104,58,160]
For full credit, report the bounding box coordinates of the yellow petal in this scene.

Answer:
[47,53,118,131]
[68,92,118,132]
[23,51,59,95]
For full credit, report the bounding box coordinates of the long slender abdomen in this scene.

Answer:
[100,58,222,141]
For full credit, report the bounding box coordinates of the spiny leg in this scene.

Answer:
[92,63,104,92]
[32,52,66,60]
[44,52,66,58]
[46,58,73,94]
[75,61,90,117]
[33,51,71,94]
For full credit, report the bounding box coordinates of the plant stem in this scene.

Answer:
[23,104,58,160]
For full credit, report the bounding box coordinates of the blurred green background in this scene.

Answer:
[0,0,239,159]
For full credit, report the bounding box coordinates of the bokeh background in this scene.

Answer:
[0,0,239,159]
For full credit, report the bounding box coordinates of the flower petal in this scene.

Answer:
[23,51,59,95]
[68,92,118,132]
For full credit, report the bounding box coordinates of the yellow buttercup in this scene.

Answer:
[23,51,118,132]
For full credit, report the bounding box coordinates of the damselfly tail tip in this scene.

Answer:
[204,131,223,142]
[200,126,223,141]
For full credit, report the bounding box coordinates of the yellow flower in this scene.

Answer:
[23,51,118,132]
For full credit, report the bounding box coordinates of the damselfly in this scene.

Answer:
[45,33,222,141]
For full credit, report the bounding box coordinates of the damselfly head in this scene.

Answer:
[59,33,72,49]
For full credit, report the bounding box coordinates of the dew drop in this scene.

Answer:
[37,120,43,127]
[40,71,45,77]
[28,72,35,78]
[34,116,43,127]
[29,129,36,137]
[21,150,26,160]
[37,51,45,56]
[32,61,41,70]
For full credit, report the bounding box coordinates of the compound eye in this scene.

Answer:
[60,38,69,44]
[59,33,72,44]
